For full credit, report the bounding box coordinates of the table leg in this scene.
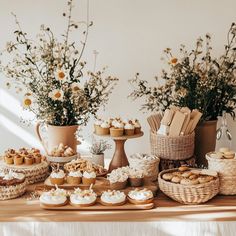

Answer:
[108,139,129,172]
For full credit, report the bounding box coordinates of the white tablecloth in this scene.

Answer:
[1,222,236,236]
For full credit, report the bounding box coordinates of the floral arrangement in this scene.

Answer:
[0,0,118,126]
[89,137,111,155]
[129,23,236,121]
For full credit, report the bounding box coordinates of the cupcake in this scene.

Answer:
[70,187,97,207]
[124,122,135,136]
[40,187,67,207]
[128,169,144,187]
[94,119,103,134]
[107,168,128,190]
[4,154,13,165]
[128,188,154,205]
[67,170,82,185]
[50,169,66,185]
[24,154,34,165]
[82,171,96,185]
[100,190,126,206]
[133,119,141,134]
[13,154,23,165]
[34,153,42,164]
[97,121,110,135]
[110,121,124,137]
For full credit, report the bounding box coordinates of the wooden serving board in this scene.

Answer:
[38,177,158,196]
[40,200,154,211]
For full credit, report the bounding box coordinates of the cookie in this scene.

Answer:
[162,173,173,181]
[180,179,198,185]
[197,177,209,184]
[172,171,182,176]
[189,174,198,180]
[181,171,192,178]
[178,166,189,172]
[171,176,181,183]
[224,151,235,159]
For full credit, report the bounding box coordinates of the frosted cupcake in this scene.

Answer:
[128,188,154,205]
[110,121,124,137]
[100,190,126,206]
[67,170,82,185]
[124,122,135,136]
[24,154,34,165]
[50,169,66,185]
[82,171,96,185]
[107,168,128,190]
[128,168,144,187]
[13,154,23,165]
[94,119,103,134]
[40,187,67,207]
[4,154,13,165]
[133,119,141,134]
[70,187,97,207]
[96,121,110,135]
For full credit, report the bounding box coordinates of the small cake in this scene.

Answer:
[70,187,97,207]
[13,154,23,165]
[128,188,154,205]
[67,170,82,185]
[50,169,66,185]
[94,119,103,134]
[34,153,42,164]
[107,168,128,190]
[82,171,96,185]
[24,154,34,165]
[96,121,110,135]
[223,151,235,159]
[124,122,135,136]
[110,121,124,137]
[4,154,13,165]
[40,187,67,207]
[132,119,141,134]
[128,168,144,187]
[100,190,126,206]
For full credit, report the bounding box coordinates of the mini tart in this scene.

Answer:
[13,155,23,165]
[24,156,34,165]
[70,188,97,207]
[67,171,82,185]
[128,189,154,205]
[34,154,42,164]
[100,190,126,206]
[4,155,13,165]
[95,126,110,135]
[110,127,124,137]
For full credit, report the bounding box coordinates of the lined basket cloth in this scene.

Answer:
[150,132,195,160]
[206,153,236,195]
[158,168,220,204]
[0,181,27,200]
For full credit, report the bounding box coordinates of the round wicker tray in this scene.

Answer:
[0,160,49,184]
[158,168,220,204]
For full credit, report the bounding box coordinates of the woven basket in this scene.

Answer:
[158,168,220,204]
[150,132,195,160]
[0,181,27,200]
[206,152,236,195]
[0,161,49,184]
[129,154,160,181]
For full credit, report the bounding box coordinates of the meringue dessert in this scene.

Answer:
[70,187,97,207]
[128,188,154,205]
[124,122,135,136]
[40,187,67,207]
[100,190,126,206]
[82,171,96,185]
[107,167,128,190]
[50,169,66,185]
[110,120,124,137]
[66,170,82,185]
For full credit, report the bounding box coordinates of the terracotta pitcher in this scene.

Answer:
[36,123,80,155]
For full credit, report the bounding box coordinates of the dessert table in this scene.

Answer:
[1,184,236,236]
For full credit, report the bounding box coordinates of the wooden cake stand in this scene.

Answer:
[95,132,144,172]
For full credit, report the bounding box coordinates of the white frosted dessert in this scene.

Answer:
[70,188,97,206]
[124,123,134,130]
[132,119,141,128]
[40,187,67,206]
[128,188,153,203]
[100,122,110,128]
[100,190,126,205]
[94,119,103,126]
[3,170,25,180]
[113,121,124,129]
[107,168,128,184]
[83,171,96,179]
[50,169,66,178]
[68,170,82,177]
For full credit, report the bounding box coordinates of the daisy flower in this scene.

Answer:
[71,82,81,92]
[54,69,69,82]
[49,89,64,101]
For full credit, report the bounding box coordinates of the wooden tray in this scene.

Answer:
[40,200,154,211]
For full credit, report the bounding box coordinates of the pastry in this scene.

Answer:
[100,190,126,206]
[96,121,110,135]
[13,154,23,165]
[224,151,235,159]
[171,176,181,183]
[128,188,154,204]
[40,187,67,207]
[34,153,42,164]
[49,143,76,157]
[128,169,144,187]
[180,179,199,185]
[107,168,129,190]
[162,173,173,181]
[24,155,34,165]
[94,119,103,134]
[132,119,142,134]
[50,169,66,185]
[181,171,192,178]
[124,122,135,136]
[66,170,82,185]
[70,187,97,207]
[82,171,96,185]
[4,154,13,165]
[178,166,189,171]
[110,121,124,137]
[0,170,25,186]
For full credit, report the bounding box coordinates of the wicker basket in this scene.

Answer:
[206,152,236,195]
[158,168,220,204]
[0,161,49,184]
[150,132,195,160]
[0,181,27,200]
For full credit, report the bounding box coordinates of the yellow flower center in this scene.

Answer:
[171,58,178,64]
[58,71,65,79]
[24,98,32,106]
[54,92,61,99]
[73,86,80,91]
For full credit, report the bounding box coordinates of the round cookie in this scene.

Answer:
[171,176,181,183]
[180,179,198,185]
[224,151,235,159]
[178,166,189,172]
[162,173,173,181]
[181,171,192,178]
[189,174,198,180]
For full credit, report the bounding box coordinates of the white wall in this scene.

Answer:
[0,0,236,159]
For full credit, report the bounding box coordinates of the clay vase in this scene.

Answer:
[36,123,79,155]
[195,120,217,168]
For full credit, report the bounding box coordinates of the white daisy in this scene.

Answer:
[71,82,81,92]
[54,69,69,82]
[49,89,64,101]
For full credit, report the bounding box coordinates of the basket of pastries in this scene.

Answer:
[158,166,220,204]
[206,148,236,195]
